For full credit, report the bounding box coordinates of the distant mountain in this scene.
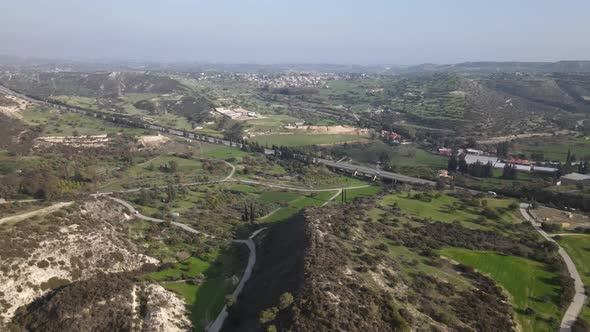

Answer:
[404,61,590,73]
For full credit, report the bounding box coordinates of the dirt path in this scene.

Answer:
[108,197,215,238]
[207,228,266,332]
[520,203,587,332]
[477,130,572,144]
[551,233,590,237]
[222,160,236,180]
[0,202,74,225]
[323,189,342,207]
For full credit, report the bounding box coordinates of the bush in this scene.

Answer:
[279,292,294,310]
[259,307,279,324]
[572,317,590,332]
[481,207,499,220]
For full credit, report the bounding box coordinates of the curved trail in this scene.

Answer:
[107,195,266,332]
[207,228,266,332]
[0,202,74,226]
[520,203,587,332]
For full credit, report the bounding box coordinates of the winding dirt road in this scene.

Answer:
[0,202,74,226]
[520,203,587,332]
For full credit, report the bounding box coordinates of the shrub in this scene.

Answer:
[279,292,294,310]
[259,307,279,324]
[481,207,499,220]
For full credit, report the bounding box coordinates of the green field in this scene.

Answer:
[513,135,590,162]
[331,141,447,169]
[343,186,382,201]
[162,278,229,331]
[557,235,590,322]
[99,156,211,191]
[439,248,562,332]
[149,257,211,281]
[147,246,247,332]
[250,134,367,147]
[21,106,146,136]
[228,184,260,193]
[246,115,300,131]
[199,147,252,159]
[262,190,337,223]
[380,192,519,230]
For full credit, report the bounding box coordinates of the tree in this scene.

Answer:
[166,184,176,202]
[501,163,517,180]
[242,203,249,222]
[447,153,458,172]
[458,155,468,173]
[496,142,509,158]
[169,160,179,173]
[436,178,446,190]
[249,202,255,224]
[224,294,234,307]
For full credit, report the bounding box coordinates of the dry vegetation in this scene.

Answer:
[0,199,196,330]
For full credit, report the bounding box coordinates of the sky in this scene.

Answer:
[1,0,589,65]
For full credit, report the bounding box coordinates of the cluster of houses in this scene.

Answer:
[437,147,558,174]
[436,147,590,187]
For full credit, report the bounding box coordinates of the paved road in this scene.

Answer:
[0,202,74,225]
[94,178,370,197]
[520,203,587,332]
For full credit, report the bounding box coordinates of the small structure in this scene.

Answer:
[466,148,484,156]
[438,170,453,179]
[561,173,590,185]
[170,212,180,218]
[380,130,401,141]
[438,148,452,156]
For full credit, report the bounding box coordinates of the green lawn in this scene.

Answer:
[439,248,563,332]
[250,134,367,147]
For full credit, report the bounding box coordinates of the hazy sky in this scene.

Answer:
[1,0,589,64]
